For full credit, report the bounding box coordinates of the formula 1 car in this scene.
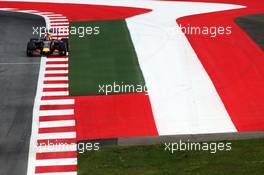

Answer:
[26,38,68,57]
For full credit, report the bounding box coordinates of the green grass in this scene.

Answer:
[78,138,264,175]
[69,20,145,96]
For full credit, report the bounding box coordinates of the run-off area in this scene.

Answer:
[69,20,158,141]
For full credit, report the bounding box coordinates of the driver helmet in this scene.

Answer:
[44,32,52,41]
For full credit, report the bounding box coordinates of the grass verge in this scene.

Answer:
[78,138,264,175]
[69,20,145,96]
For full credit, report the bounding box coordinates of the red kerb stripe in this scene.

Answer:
[35,165,77,173]
[39,115,75,122]
[44,80,69,84]
[36,151,77,160]
[39,126,76,133]
[43,88,69,92]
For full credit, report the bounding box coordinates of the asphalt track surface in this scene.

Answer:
[235,14,264,50]
[0,11,44,175]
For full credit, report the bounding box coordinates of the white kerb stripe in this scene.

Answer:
[36,12,53,15]
[37,144,77,153]
[40,99,74,105]
[53,34,69,36]
[36,158,77,167]
[0,8,17,11]
[57,37,69,40]
[46,64,68,68]
[39,120,75,128]
[39,109,74,116]
[49,16,67,19]
[43,84,69,88]
[51,25,69,29]
[44,77,68,81]
[38,132,76,140]
[46,58,68,62]
[35,172,77,175]
[57,32,69,34]
[42,91,69,96]
[45,14,63,17]
[45,70,68,74]
[50,19,69,22]
[18,10,38,13]
[51,22,69,25]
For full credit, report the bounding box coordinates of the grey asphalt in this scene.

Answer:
[0,11,44,175]
[235,13,264,50]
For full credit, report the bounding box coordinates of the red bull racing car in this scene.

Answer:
[26,34,69,57]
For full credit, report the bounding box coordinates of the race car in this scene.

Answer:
[26,36,69,57]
